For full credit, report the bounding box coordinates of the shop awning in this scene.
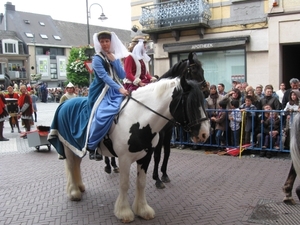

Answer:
[163,36,250,53]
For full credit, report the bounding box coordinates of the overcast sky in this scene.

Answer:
[4,0,131,30]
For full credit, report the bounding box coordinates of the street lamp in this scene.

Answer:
[86,0,108,45]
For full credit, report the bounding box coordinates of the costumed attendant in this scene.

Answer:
[30,90,39,122]
[18,85,33,136]
[48,31,129,160]
[5,86,21,133]
[0,93,9,141]
[123,36,157,91]
[59,82,77,104]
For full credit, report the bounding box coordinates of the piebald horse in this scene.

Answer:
[282,113,300,204]
[153,52,209,188]
[51,67,210,223]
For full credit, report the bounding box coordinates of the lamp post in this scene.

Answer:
[86,0,108,45]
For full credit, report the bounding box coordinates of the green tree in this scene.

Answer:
[67,47,93,87]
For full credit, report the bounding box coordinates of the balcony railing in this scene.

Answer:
[139,0,211,31]
[8,71,27,80]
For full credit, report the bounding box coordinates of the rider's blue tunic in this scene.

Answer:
[48,54,126,158]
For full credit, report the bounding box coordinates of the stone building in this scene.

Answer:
[131,0,300,90]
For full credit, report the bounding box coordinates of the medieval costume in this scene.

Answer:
[48,31,128,159]
[0,93,9,141]
[5,86,21,133]
[18,85,33,133]
[59,82,77,104]
[123,37,156,91]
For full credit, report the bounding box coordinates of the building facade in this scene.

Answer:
[132,0,300,91]
[0,2,131,88]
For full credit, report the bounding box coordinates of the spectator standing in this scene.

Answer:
[282,78,300,109]
[255,84,264,99]
[217,83,227,96]
[239,95,257,144]
[206,85,224,144]
[210,101,227,148]
[228,99,242,147]
[30,90,38,122]
[260,85,282,110]
[276,83,286,104]
[283,90,300,149]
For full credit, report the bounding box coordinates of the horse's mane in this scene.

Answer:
[131,78,180,98]
[186,80,205,123]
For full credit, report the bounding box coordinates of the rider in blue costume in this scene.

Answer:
[48,31,129,160]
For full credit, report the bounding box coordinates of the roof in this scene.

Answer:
[1,4,131,48]
[0,30,23,42]
[53,20,131,48]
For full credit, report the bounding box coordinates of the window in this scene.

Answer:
[2,39,19,54]
[39,22,45,26]
[172,49,246,90]
[40,34,48,39]
[53,35,61,40]
[25,32,34,38]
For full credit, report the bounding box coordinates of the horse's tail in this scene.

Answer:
[290,113,300,176]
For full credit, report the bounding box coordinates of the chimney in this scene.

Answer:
[5,2,15,11]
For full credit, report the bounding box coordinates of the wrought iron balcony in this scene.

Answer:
[139,0,211,33]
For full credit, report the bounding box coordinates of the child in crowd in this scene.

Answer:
[257,105,280,158]
[210,101,227,148]
[239,95,257,144]
[228,99,242,147]
[283,90,300,148]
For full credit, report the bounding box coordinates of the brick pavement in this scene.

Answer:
[1,102,300,225]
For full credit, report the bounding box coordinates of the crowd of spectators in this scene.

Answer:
[175,78,300,158]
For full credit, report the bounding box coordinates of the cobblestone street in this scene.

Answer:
[1,102,300,225]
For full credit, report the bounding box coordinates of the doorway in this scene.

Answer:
[282,44,300,88]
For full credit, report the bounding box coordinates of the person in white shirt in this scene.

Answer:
[276,82,286,104]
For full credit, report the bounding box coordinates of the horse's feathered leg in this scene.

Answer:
[153,131,165,189]
[161,125,172,183]
[64,145,84,201]
[111,157,120,173]
[114,157,135,223]
[282,163,297,204]
[133,150,155,220]
[104,156,112,174]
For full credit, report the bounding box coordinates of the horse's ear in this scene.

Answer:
[180,75,191,92]
[188,52,195,65]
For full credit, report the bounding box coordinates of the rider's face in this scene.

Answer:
[100,39,111,53]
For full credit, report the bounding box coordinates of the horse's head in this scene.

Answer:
[169,76,210,143]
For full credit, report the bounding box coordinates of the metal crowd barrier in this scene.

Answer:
[171,109,297,153]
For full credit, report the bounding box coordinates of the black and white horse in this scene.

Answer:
[152,52,209,188]
[54,66,210,222]
[282,113,300,204]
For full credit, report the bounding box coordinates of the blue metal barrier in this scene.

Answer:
[171,109,294,153]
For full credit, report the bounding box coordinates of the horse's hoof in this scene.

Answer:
[161,175,170,183]
[113,167,120,173]
[155,180,165,189]
[283,197,296,205]
[104,166,112,174]
[69,191,82,201]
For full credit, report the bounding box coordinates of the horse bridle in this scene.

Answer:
[116,62,209,131]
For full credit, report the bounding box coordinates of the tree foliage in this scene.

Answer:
[66,47,93,87]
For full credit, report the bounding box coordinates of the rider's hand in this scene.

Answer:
[119,88,129,96]
[106,52,115,61]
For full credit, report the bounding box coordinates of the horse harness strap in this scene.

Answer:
[127,95,181,128]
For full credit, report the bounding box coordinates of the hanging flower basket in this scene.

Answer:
[30,74,42,81]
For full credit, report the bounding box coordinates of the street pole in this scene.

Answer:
[86,0,90,45]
